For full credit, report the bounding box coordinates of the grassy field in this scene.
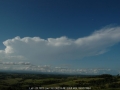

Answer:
[0,72,120,90]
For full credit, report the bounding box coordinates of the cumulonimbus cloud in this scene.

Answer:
[0,26,120,63]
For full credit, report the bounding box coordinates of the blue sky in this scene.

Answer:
[0,0,120,74]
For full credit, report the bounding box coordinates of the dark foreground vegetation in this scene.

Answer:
[0,72,120,90]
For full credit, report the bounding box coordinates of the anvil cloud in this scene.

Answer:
[0,26,120,63]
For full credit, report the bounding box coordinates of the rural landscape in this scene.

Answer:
[0,0,120,90]
[0,72,120,90]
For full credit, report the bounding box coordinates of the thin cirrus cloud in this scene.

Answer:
[0,26,120,63]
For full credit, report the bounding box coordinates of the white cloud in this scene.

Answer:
[0,26,120,64]
[0,62,31,65]
[0,63,119,75]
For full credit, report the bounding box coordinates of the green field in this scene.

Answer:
[0,72,120,90]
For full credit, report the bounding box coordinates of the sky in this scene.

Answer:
[0,0,120,75]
